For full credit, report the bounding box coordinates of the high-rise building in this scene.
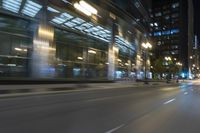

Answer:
[150,0,194,78]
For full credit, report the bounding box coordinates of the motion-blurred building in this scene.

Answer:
[0,0,151,81]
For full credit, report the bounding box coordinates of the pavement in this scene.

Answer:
[0,80,178,97]
[0,79,199,133]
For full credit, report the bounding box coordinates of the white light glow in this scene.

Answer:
[47,7,60,13]
[64,21,77,27]
[52,17,66,24]
[88,50,96,54]
[7,64,16,66]
[15,48,22,51]
[125,63,129,66]
[33,39,49,47]
[77,57,83,60]
[118,59,122,62]
[79,0,97,15]
[71,17,85,24]
[74,2,92,16]
[51,13,73,24]
[2,0,22,13]
[22,0,42,17]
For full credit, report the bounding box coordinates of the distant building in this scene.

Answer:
[150,0,194,78]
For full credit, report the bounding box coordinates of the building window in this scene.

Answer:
[172,3,179,9]
[157,41,162,46]
[171,28,179,34]
[164,15,170,20]
[163,10,170,14]
[172,13,179,18]
[154,31,161,36]
[171,50,179,55]
[171,45,179,49]
[162,30,171,35]
[155,12,162,17]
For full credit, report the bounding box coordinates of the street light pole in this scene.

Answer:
[164,56,171,83]
[142,42,152,84]
[144,50,147,84]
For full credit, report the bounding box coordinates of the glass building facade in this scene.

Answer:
[150,0,194,78]
[0,0,147,81]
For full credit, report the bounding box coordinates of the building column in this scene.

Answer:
[30,0,55,78]
[108,15,118,80]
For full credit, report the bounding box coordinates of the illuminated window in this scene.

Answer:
[154,31,161,36]
[171,29,179,34]
[165,15,170,20]
[172,3,179,8]
[155,12,162,17]
[22,0,42,17]
[162,30,171,35]
[2,0,22,13]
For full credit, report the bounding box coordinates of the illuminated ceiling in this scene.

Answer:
[1,0,136,54]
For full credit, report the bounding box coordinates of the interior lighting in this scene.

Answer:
[74,0,97,16]
[74,2,91,16]
[79,0,97,15]
[2,0,22,13]
[77,57,83,60]
[71,17,85,24]
[64,21,77,28]
[88,50,96,54]
[117,59,122,62]
[47,7,60,13]
[51,13,73,24]
[15,48,23,51]
[33,39,49,47]
[154,22,158,26]
[125,63,129,66]
[22,0,42,17]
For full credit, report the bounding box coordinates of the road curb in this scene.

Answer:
[0,83,179,98]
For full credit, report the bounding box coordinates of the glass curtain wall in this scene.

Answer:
[0,0,140,80]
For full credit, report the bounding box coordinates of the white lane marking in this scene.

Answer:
[105,124,125,133]
[184,92,188,95]
[164,98,176,105]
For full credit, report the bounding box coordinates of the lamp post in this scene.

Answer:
[164,56,172,83]
[142,42,152,84]
[176,62,182,82]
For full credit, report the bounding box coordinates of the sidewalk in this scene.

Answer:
[0,80,179,98]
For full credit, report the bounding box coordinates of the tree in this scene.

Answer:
[152,57,181,79]
[152,57,166,79]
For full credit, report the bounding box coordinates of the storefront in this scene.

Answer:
[0,0,145,80]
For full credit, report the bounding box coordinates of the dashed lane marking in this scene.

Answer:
[105,124,125,133]
[164,98,176,105]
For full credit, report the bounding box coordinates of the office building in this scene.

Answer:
[150,0,194,78]
[0,0,150,81]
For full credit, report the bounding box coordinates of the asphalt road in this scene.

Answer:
[0,80,200,133]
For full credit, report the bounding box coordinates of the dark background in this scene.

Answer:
[194,0,200,39]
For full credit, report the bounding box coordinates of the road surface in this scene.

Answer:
[0,80,200,133]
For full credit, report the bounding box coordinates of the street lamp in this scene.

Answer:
[164,56,172,83]
[142,41,152,84]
